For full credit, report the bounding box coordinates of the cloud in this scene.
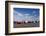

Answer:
[17,12,23,16]
[33,11,36,14]
[24,14,30,16]
[14,11,23,16]
[34,14,37,16]
[14,11,39,21]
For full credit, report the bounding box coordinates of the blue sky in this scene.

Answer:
[13,8,39,21]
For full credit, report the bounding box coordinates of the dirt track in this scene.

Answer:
[14,23,39,28]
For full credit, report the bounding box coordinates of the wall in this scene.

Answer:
[0,0,46,36]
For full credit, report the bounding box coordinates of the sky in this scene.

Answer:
[13,8,40,22]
